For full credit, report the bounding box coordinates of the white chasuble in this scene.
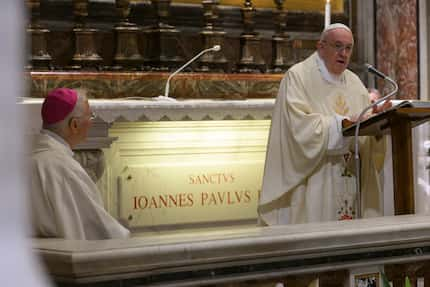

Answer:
[259,52,384,225]
[30,131,130,240]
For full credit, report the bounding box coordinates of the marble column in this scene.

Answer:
[376,0,418,100]
[376,1,430,216]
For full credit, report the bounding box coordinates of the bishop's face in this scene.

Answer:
[68,99,94,148]
[317,28,354,75]
[75,100,93,142]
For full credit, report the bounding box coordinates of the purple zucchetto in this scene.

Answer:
[41,88,78,125]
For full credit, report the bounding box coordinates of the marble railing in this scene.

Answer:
[34,215,430,287]
[21,97,274,140]
[29,72,283,100]
[22,97,275,131]
[22,97,274,140]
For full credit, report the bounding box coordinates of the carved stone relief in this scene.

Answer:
[73,149,106,183]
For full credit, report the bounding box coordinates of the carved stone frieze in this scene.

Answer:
[73,149,106,183]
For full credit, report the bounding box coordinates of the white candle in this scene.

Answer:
[325,0,331,29]
[417,277,424,287]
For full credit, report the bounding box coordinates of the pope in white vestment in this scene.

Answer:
[259,25,385,225]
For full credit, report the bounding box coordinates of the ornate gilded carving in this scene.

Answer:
[270,0,290,73]
[70,0,103,70]
[142,0,184,71]
[237,0,266,73]
[198,0,228,72]
[113,0,144,70]
[24,0,345,75]
[26,0,52,70]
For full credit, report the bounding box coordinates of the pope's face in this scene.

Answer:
[317,28,354,75]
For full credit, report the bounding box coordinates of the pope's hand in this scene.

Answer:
[342,118,354,128]
[369,89,392,114]
[371,99,392,114]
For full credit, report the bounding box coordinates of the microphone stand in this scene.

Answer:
[354,67,398,218]
[163,45,221,99]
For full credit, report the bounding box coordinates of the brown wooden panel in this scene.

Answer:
[167,0,344,12]
[390,117,414,215]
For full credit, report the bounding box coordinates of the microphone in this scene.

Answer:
[364,63,388,79]
[353,63,398,218]
[162,45,221,99]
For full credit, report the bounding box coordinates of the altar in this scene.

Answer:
[24,90,430,287]
[23,90,430,287]
[34,214,430,287]
[23,97,274,233]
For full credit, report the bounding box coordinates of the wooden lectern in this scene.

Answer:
[343,101,430,215]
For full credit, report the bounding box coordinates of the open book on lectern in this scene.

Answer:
[342,100,430,137]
